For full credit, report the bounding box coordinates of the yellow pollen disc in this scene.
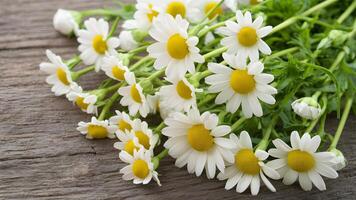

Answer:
[166,1,186,17]
[124,140,138,155]
[237,27,258,47]
[130,84,142,103]
[204,2,223,19]
[75,97,89,110]
[176,80,192,100]
[147,4,159,22]
[118,119,132,132]
[112,66,125,80]
[287,150,315,172]
[167,34,189,59]
[56,68,70,85]
[87,125,108,139]
[230,69,256,94]
[250,0,259,5]
[92,35,108,54]
[135,131,150,150]
[235,149,260,175]
[187,124,214,151]
[132,159,149,179]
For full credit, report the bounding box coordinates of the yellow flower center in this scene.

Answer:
[166,1,186,18]
[118,119,132,132]
[204,2,223,19]
[87,125,108,139]
[132,159,149,179]
[56,68,70,85]
[124,140,139,155]
[287,150,315,172]
[135,131,150,150]
[130,84,142,103]
[237,27,258,47]
[75,97,89,110]
[230,69,256,94]
[147,4,159,22]
[250,0,259,5]
[166,33,189,59]
[176,80,192,99]
[112,66,125,80]
[187,124,214,151]
[92,35,108,54]
[235,149,260,175]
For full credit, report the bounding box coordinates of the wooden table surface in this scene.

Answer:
[0,0,355,199]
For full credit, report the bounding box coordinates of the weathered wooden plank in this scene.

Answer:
[0,0,355,199]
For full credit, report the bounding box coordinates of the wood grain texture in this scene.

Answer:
[0,0,355,199]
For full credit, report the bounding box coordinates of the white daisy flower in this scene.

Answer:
[39,50,77,96]
[77,116,116,139]
[53,9,80,36]
[147,14,204,79]
[158,0,197,20]
[114,130,142,155]
[123,0,160,31]
[119,30,139,51]
[77,18,120,71]
[190,0,224,22]
[219,10,272,61]
[119,147,160,185]
[162,108,235,179]
[205,53,277,118]
[109,110,133,133]
[330,149,346,171]
[147,92,161,114]
[101,54,129,81]
[267,131,339,191]
[66,84,98,115]
[159,76,200,112]
[131,119,159,152]
[118,72,150,117]
[217,131,280,195]
[291,97,321,120]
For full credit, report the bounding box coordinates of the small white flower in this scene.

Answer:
[119,147,160,185]
[123,0,160,30]
[189,0,224,22]
[291,97,321,120]
[66,84,98,115]
[159,76,201,112]
[77,116,116,139]
[109,110,133,133]
[114,130,142,156]
[101,53,129,81]
[219,10,272,61]
[77,18,120,71]
[118,72,150,117]
[330,149,347,171]
[205,53,277,118]
[147,92,161,114]
[217,131,280,195]
[267,131,338,191]
[53,9,80,36]
[162,108,235,179]
[204,31,215,45]
[119,31,139,51]
[147,14,204,79]
[39,50,77,96]
[130,119,159,152]
[158,0,198,21]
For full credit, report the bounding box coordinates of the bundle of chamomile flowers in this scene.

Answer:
[40,0,355,195]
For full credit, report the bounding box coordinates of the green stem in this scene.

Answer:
[81,9,122,17]
[203,47,227,60]
[108,16,120,37]
[328,96,354,150]
[337,0,356,24]
[153,149,169,169]
[128,45,149,55]
[264,47,298,61]
[66,56,81,70]
[71,66,95,81]
[231,117,247,131]
[98,92,120,120]
[154,122,165,135]
[198,94,217,107]
[256,115,278,150]
[130,56,153,71]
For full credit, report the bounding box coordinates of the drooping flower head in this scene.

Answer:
[101,53,129,82]
[77,117,116,139]
[66,84,98,115]
[291,97,321,120]
[123,0,160,31]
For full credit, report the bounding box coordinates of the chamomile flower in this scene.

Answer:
[119,30,139,51]
[66,84,98,115]
[267,131,339,191]
[109,110,134,133]
[114,130,142,155]
[190,0,224,22]
[53,9,80,36]
[77,18,120,71]
[159,0,196,20]
[119,147,160,185]
[159,76,200,112]
[205,53,277,118]
[147,92,161,114]
[118,72,150,117]
[219,10,272,61]
[217,131,280,195]
[147,14,204,79]
[39,50,76,96]
[131,119,159,152]
[101,54,129,82]
[162,108,235,179]
[77,116,116,139]
[291,97,321,120]
[123,0,160,31]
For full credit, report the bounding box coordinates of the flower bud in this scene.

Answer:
[53,9,81,36]
[291,97,321,120]
[330,149,347,171]
[119,31,139,51]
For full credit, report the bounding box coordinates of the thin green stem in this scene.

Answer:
[153,149,169,169]
[337,0,356,24]
[98,92,120,120]
[256,115,279,150]
[81,9,122,17]
[66,56,81,70]
[203,47,227,60]
[231,117,247,132]
[130,56,153,71]
[128,45,149,55]
[108,16,120,37]
[264,47,298,61]
[71,66,95,81]
[198,94,217,107]
[154,122,165,135]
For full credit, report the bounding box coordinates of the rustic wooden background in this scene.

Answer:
[0,0,355,199]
